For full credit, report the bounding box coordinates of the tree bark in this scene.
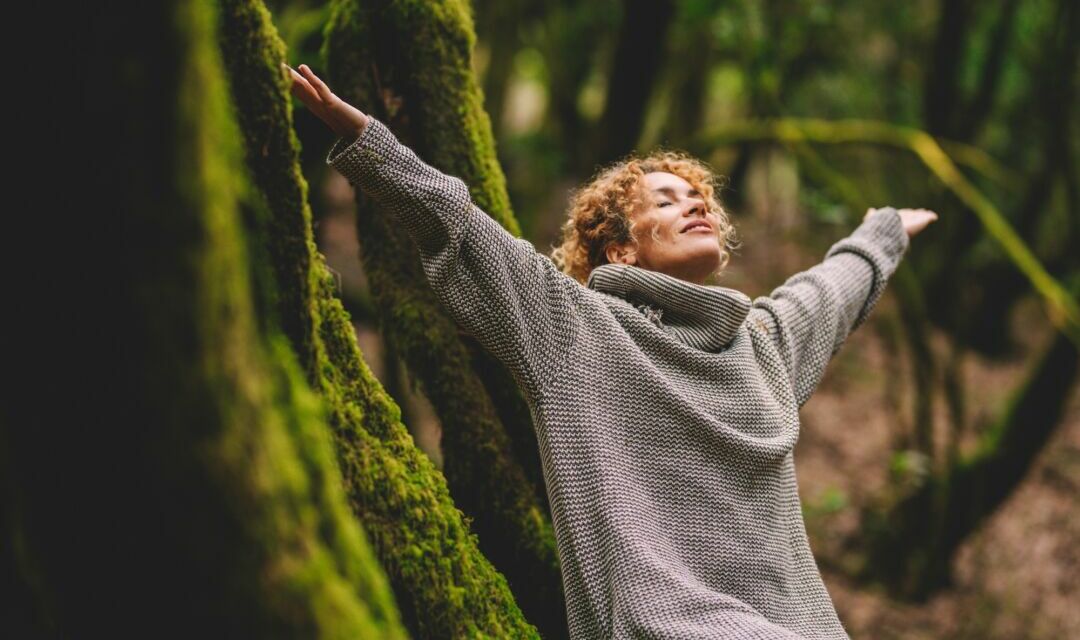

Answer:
[323,1,568,636]
[217,1,542,637]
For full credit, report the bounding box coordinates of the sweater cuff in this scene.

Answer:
[845,207,909,264]
[325,117,394,187]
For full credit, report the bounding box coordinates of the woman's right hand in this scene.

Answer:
[284,63,370,141]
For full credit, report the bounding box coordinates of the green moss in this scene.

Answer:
[173,2,405,634]
[217,0,322,376]
[322,3,567,633]
[218,0,542,636]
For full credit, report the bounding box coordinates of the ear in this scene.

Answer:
[606,242,637,265]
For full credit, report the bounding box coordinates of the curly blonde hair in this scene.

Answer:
[549,149,740,285]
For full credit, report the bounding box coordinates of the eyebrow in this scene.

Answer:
[651,186,701,197]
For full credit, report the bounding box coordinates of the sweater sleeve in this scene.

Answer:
[749,207,909,407]
[325,116,579,398]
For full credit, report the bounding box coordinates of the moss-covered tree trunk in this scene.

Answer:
[323,2,568,636]
[215,1,541,637]
[3,2,406,636]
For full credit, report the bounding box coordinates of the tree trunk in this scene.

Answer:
[216,1,542,637]
[323,1,568,636]
[923,0,971,137]
[592,0,677,164]
[538,0,620,176]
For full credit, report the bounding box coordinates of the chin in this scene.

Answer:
[689,245,723,268]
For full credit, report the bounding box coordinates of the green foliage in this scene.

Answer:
[803,485,850,520]
[888,450,933,491]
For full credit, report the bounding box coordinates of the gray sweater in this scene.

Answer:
[328,117,910,639]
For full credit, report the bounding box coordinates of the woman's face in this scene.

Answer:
[606,171,724,285]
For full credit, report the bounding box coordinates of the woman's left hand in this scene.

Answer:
[865,207,939,238]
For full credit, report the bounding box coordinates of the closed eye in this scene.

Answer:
[657,201,672,207]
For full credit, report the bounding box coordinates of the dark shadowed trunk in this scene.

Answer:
[5,2,407,635]
[592,0,677,165]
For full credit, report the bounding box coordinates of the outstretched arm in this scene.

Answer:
[749,207,926,407]
[288,64,579,399]
[326,117,580,396]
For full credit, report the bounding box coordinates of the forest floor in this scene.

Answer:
[319,173,1080,639]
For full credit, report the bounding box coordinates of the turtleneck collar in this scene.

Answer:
[586,263,752,352]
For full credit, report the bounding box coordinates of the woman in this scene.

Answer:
[288,63,937,639]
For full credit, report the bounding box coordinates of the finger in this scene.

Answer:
[286,66,323,105]
[284,65,314,98]
[288,72,332,125]
[299,64,336,104]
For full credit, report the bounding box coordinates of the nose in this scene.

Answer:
[686,200,706,217]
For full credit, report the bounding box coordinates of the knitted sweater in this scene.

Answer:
[327,117,910,639]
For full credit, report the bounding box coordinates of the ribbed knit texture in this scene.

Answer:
[328,117,910,639]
